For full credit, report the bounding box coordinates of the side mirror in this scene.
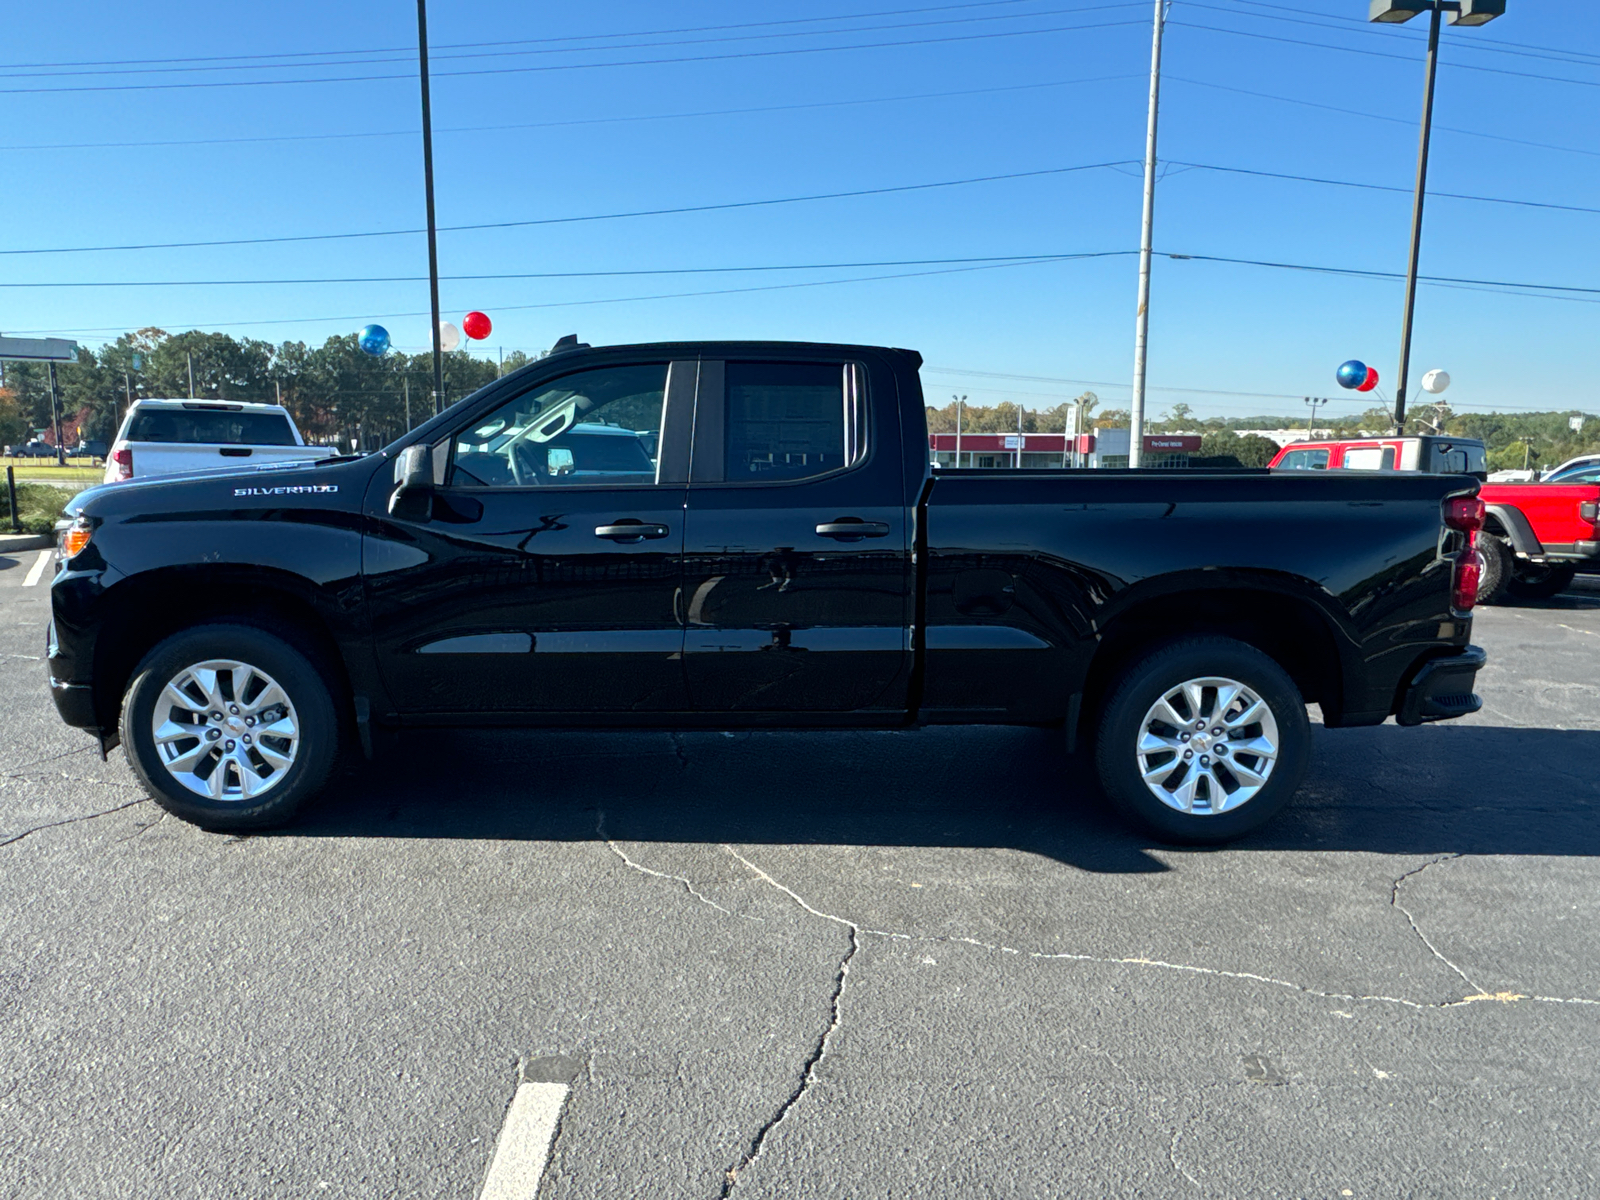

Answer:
[388,444,435,523]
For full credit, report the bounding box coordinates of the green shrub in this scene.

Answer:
[1,481,66,536]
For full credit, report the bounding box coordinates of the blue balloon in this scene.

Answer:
[358,324,390,356]
[1337,359,1368,390]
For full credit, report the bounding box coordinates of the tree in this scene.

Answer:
[0,389,28,448]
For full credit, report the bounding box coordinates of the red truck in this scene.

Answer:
[1269,435,1600,602]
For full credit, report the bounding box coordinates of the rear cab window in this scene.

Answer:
[1275,448,1330,471]
[126,408,297,446]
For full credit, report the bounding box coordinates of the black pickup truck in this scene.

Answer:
[46,339,1487,842]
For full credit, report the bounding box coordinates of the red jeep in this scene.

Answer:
[1269,436,1600,602]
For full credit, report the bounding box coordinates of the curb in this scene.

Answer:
[0,534,53,554]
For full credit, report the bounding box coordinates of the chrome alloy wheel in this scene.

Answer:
[1134,676,1280,816]
[149,659,300,802]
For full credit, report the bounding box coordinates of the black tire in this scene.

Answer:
[1093,637,1310,844]
[1505,561,1577,602]
[120,623,339,830]
[1477,536,1511,605]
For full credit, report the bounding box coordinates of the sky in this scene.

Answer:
[1,0,1596,423]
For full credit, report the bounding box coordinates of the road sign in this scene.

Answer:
[0,336,79,362]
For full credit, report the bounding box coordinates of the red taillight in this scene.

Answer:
[1443,495,1485,539]
[1444,494,1485,614]
[1452,551,1482,614]
[112,447,133,480]
[1580,499,1600,536]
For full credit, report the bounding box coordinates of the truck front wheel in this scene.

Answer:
[1093,638,1309,844]
[120,624,339,831]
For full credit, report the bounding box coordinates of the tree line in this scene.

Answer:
[0,327,532,452]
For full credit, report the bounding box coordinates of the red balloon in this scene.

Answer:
[1357,366,1379,393]
[462,311,492,340]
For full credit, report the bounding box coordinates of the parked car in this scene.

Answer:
[74,439,109,462]
[103,399,337,485]
[1544,455,1600,484]
[8,440,58,459]
[48,338,1485,844]
[1270,436,1599,601]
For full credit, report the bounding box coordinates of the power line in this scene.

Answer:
[0,0,1062,70]
[0,14,1147,95]
[1213,0,1600,68]
[0,252,1130,288]
[1169,161,1600,217]
[4,3,1144,80]
[0,161,1137,256]
[1165,75,1600,161]
[1170,18,1600,91]
[1186,0,1600,71]
[7,254,1124,338]
[0,73,1144,153]
[8,246,1598,304]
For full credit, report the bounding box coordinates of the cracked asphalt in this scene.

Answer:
[2,554,1598,1199]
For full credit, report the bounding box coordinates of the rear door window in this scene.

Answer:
[721,361,859,482]
[127,409,297,446]
[1276,448,1330,470]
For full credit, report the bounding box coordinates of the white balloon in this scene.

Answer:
[1421,368,1450,394]
[438,321,461,352]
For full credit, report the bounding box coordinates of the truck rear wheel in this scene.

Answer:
[1093,638,1309,844]
[1505,561,1576,602]
[1477,537,1511,605]
[120,624,339,831]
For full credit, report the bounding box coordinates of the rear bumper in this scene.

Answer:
[1396,644,1486,726]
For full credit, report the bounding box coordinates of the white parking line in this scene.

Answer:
[22,549,51,587]
[479,1057,580,1200]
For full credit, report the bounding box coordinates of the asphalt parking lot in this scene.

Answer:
[2,553,1596,1199]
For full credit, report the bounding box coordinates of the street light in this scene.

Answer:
[1369,0,1504,435]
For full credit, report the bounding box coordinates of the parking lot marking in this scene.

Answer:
[478,1060,578,1200]
[22,550,51,587]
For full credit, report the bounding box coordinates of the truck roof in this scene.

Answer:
[126,398,294,415]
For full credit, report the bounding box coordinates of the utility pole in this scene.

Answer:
[187,351,195,399]
[1129,0,1167,469]
[417,0,445,417]
[1015,404,1024,469]
[953,394,965,468]
[47,362,65,466]
[405,377,412,430]
[124,370,133,427]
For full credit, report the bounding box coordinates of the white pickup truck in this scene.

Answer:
[104,399,337,484]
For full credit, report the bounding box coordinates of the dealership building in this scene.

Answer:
[928,430,1203,470]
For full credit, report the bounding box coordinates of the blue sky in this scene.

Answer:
[2,1,1596,421]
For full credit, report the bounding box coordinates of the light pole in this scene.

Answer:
[953,394,965,468]
[1369,0,1505,434]
[1304,396,1331,437]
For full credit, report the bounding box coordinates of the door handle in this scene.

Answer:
[219,448,253,457]
[816,520,890,540]
[595,521,671,542]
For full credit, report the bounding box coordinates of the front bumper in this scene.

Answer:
[1396,644,1487,726]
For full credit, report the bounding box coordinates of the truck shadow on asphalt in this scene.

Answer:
[279,721,1600,874]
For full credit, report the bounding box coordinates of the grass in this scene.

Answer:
[2,459,104,485]
[1,481,71,536]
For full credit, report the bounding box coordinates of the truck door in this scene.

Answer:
[365,359,695,713]
[680,356,912,715]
